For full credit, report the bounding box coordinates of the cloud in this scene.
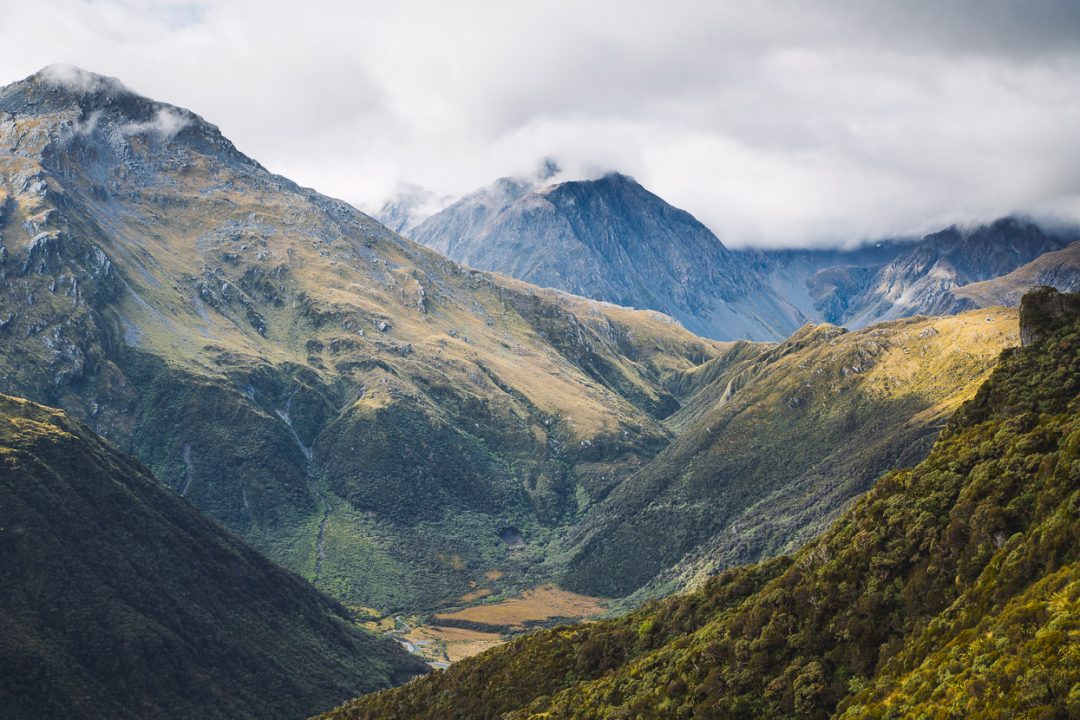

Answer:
[1,0,1079,247]
[120,108,191,139]
[39,63,129,95]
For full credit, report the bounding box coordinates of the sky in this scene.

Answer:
[2,0,1079,248]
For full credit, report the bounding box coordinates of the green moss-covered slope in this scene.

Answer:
[0,394,427,720]
[323,288,1078,719]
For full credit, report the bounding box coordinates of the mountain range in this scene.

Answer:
[385,171,1079,341]
[1,65,1077,719]
[0,66,1035,619]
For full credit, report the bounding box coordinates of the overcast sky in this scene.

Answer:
[2,0,1079,247]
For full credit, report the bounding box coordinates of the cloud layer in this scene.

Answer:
[3,0,1079,247]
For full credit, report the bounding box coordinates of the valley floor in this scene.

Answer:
[366,585,609,666]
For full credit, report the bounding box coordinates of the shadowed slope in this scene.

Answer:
[0,394,426,720]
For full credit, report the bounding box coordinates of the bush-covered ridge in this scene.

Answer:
[0,394,427,720]
[322,288,1079,719]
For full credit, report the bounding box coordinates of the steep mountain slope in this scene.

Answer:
[0,394,426,720]
[408,171,805,341]
[752,241,912,324]
[560,307,1018,599]
[320,287,1079,720]
[840,217,1076,327]
[0,66,720,612]
[952,240,1080,308]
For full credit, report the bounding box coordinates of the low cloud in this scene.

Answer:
[120,108,191,140]
[40,63,128,95]
[2,1,1079,247]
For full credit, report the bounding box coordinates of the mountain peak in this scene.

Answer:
[0,65,258,171]
[597,170,638,184]
[1,65,138,113]
[34,64,132,96]
[0,64,196,140]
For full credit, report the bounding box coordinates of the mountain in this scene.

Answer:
[0,393,426,720]
[750,241,913,324]
[952,240,1080,308]
[558,306,1018,600]
[0,66,1050,633]
[0,66,722,613]
[378,158,560,237]
[319,287,1080,720]
[404,165,1079,339]
[752,217,1080,330]
[837,216,1077,327]
[408,171,807,341]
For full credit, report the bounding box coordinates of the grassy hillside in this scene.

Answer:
[561,308,1018,599]
[319,287,1078,720]
[0,394,426,720]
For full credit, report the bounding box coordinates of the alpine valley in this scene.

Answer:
[1,65,1077,720]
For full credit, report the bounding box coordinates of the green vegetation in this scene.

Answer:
[0,394,427,720]
[562,309,1017,600]
[322,288,1079,720]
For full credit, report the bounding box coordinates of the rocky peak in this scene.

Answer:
[0,65,255,170]
[0,65,160,121]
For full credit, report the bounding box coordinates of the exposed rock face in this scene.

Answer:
[410,171,806,341]
[1019,285,1080,346]
[840,217,1076,326]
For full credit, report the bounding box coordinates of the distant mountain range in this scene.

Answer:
[384,171,1080,340]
